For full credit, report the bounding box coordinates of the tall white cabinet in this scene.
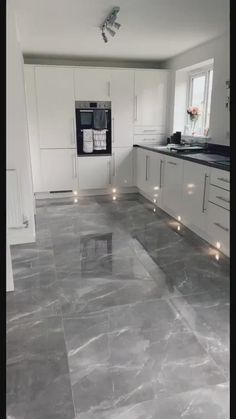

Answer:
[35,66,76,149]
[74,68,111,101]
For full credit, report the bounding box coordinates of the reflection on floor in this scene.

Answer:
[7,193,229,419]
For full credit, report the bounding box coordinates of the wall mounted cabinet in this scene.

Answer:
[134,70,169,130]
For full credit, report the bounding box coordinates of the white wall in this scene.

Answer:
[7,0,35,244]
[164,31,230,145]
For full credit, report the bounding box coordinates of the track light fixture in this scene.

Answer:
[101,7,121,43]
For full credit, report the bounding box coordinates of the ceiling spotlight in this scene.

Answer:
[106,27,116,37]
[102,31,108,43]
[114,22,121,29]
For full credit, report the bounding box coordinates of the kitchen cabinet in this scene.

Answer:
[35,66,76,149]
[110,69,134,147]
[134,70,169,129]
[78,156,112,189]
[24,65,43,192]
[40,149,78,192]
[74,68,111,101]
[112,147,134,187]
[135,148,164,204]
[161,155,183,218]
[182,162,210,233]
[206,168,230,256]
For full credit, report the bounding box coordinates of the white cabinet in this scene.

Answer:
[135,148,147,192]
[40,149,78,192]
[78,156,111,189]
[24,65,43,192]
[74,68,111,101]
[182,162,210,233]
[35,66,76,149]
[112,148,134,187]
[134,70,169,129]
[162,155,183,218]
[207,202,230,257]
[135,148,164,204]
[111,69,134,147]
[206,168,230,256]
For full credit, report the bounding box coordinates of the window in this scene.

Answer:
[185,66,213,137]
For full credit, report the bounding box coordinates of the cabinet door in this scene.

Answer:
[134,70,169,128]
[112,148,133,187]
[135,148,147,192]
[146,151,163,204]
[78,156,111,189]
[35,66,76,149]
[207,202,229,257]
[40,149,77,192]
[162,156,183,217]
[74,68,111,101]
[182,162,210,232]
[24,65,43,192]
[111,70,134,147]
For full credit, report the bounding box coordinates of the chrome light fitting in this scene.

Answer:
[101,6,121,43]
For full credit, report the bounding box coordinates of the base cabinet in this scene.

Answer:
[161,156,183,218]
[112,148,134,187]
[207,202,230,256]
[41,149,78,192]
[78,156,112,190]
[182,162,210,234]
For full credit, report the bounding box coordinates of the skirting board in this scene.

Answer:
[35,186,138,199]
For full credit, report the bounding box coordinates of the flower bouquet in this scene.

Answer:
[187,106,201,135]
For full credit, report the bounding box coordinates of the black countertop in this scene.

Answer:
[133,144,230,172]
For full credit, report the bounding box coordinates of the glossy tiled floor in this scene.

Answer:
[7,193,229,419]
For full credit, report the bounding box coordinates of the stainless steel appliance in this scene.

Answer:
[75,101,112,156]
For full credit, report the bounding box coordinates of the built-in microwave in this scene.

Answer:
[75,101,112,156]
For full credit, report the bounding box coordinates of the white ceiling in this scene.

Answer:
[12,0,229,61]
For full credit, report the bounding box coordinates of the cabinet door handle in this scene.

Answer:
[202,174,209,213]
[143,138,156,141]
[108,161,112,184]
[108,81,111,97]
[213,222,229,232]
[134,95,138,121]
[143,129,156,132]
[217,177,229,183]
[216,196,230,203]
[167,161,177,165]
[112,118,115,143]
[113,153,116,176]
[72,154,77,178]
[159,160,163,188]
[145,155,148,181]
[71,117,76,145]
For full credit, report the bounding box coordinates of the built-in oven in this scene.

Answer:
[75,101,112,156]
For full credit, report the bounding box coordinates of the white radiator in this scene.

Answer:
[7,169,25,228]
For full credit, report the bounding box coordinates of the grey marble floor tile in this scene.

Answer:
[76,383,229,419]
[7,317,75,419]
[7,285,61,324]
[59,277,166,316]
[170,292,229,377]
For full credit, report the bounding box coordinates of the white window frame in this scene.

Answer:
[185,64,213,137]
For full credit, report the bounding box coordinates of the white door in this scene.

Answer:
[78,156,111,189]
[182,162,210,232]
[74,68,111,101]
[111,69,134,147]
[134,70,169,128]
[162,156,183,218]
[40,149,78,192]
[35,66,76,149]
[112,148,133,187]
